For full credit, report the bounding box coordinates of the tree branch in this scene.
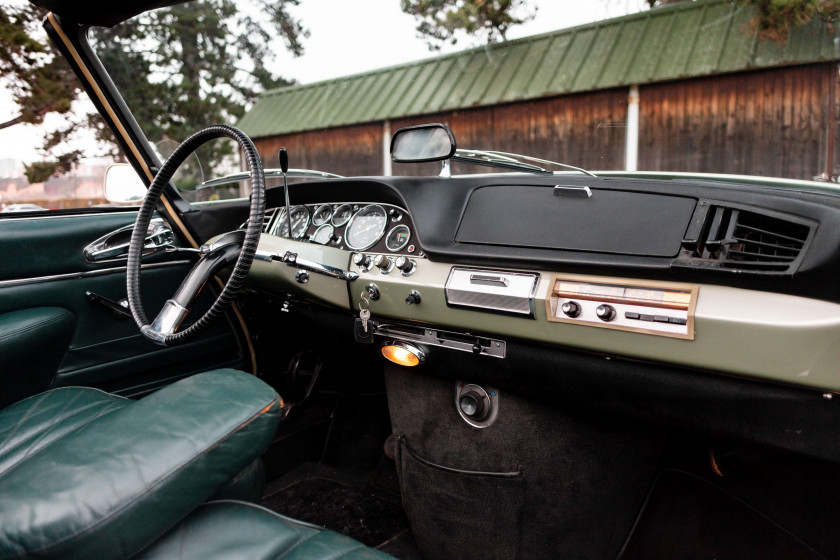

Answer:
[0,114,25,130]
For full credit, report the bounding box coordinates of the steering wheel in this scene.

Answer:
[127,125,265,346]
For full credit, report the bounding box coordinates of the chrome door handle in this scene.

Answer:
[84,218,176,263]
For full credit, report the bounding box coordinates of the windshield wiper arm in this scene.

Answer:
[450,149,597,177]
[198,168,343,189]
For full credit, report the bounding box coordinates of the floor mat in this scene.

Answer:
[619,470,826,560]
[262,476,409,548]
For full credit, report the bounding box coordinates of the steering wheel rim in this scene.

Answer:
[127,125,265,346]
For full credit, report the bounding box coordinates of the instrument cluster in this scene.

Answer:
[266,202,419,256]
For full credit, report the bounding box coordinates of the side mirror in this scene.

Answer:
[104,164,147,204]
[390,123,456,163]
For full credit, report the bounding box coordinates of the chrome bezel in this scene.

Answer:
[274,205,310,239]
[331,204,354,227]
[311,224,334,245]
[385,224,411,252]
[345,204,388,251]
[382,340,426,365]
[312,204,333,226]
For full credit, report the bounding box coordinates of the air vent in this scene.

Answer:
[241,208,277,232]
[678,205,811,274]
[723,211,809,271]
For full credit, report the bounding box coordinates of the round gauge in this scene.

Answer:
[311,224,334,245]
[275,205,310,238]
[385,224,411,252]
[345,205,388,251]
[312,204,332,226]
[332,204,353,227]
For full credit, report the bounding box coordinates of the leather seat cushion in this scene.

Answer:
[0,369,282,560]
[136,501,395,560]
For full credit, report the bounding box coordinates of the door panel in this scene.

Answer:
[0,307,75,408]
[0,210,245,402]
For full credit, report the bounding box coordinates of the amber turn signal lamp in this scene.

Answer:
[381,342,425,367]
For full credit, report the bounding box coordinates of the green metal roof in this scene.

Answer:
[238,0,840,138]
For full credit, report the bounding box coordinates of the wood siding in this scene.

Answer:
[254,63,836,182]
[254,89,628,177]
[639,63,835,180]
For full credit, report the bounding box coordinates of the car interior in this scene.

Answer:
[2,1,840,560]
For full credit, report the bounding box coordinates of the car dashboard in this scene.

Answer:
[245,174,840,394]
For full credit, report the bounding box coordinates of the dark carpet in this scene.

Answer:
[261,476,409,548]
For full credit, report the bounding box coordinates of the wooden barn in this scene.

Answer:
[237,0,840,181]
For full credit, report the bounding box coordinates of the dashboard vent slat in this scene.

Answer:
[677,204,812,275]
[241,208,277,232]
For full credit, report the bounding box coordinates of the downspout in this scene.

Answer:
[625,85,640,171]
[383,119,393,176]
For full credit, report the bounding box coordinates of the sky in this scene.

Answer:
[0,0,650,165]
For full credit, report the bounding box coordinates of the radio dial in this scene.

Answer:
[561,301,581,318]
[596,304,617,322]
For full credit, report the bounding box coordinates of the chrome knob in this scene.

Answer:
[353,253,371,268]
[394,256,413,272]
[373,255,391,270]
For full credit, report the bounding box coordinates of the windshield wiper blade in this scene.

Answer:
[198,168,343,189]
[450,149,596,177]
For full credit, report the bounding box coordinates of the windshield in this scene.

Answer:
[2,0,838,212]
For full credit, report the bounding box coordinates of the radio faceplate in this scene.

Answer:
[546,275,698,339]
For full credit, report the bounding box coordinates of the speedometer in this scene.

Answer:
[345,205,388,250]
[275,205,310,239]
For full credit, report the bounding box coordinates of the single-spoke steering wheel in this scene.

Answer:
[127,125,265,346]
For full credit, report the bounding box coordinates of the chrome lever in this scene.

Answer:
[84,218,175,263]
[254,249,359,282]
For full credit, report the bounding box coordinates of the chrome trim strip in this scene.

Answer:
[375,322,506,358]
[0,260,192,288]
[0,210,138,222]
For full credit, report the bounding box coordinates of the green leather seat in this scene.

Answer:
[0,369,282,559]
[0,370,395,560]
[138,500,395,559]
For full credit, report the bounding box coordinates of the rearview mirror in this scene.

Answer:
[390,123,456,163]
[104,164,147,204]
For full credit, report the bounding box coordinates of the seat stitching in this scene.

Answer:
[0,311,73,342]
[0,385,125,411]
[329,544,366,560]
[25,396,281,556]
[203,500,327,531]
[274,530,320,560]
[0,400,127,480]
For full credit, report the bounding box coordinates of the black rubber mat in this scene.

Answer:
[262,476,409,548]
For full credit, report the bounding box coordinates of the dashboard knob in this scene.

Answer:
[405,290,421,305]
[458,391,488,421]
[394,256,413,273]
[596,304,617,322]
[561,301,581,318]
[373,255,391,271]
[353,253,371,268]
